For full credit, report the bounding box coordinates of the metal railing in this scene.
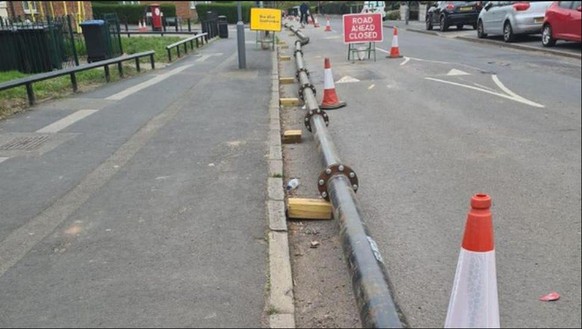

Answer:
[284,23,406,328]
[0,50,155,106]
[165,33,208,62]
[0,15,82,73]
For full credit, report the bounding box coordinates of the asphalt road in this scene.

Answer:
[284,16,581,328]
[0,32,271,327]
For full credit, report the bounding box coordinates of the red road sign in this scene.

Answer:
[342,13,383,44]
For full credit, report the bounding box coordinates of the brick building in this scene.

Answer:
[1,1,93,20]
[0,1,211,21]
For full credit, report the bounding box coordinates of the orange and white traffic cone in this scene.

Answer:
[324,16,332,32]
[314,16,320,28]
[445,194,500,328]
[320,58,346,110]
[387,27,403,58]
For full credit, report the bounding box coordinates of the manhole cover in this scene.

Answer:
[0,135,50,151]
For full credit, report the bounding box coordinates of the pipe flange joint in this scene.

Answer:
[298,83,316,100]
[295,67,309,79]
[304,108,329,132]
[293,48,303,57]
[317,164,359,201]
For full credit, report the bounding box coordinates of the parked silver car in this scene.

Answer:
[477,1,554,42]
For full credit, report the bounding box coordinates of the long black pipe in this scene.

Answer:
[286,22,405,328]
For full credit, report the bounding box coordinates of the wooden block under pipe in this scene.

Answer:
[287,198,333,220]
[280,98,301,107]
[279,77,295,85]
[282,130,302,144]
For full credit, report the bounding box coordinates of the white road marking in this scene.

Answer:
[196,55,211,62]
[407,56,485,72]
[447,69,470,76]
[368,84,375,90]
[0,157,9,164]
[106,64,194,101]
[196,53,223,62]
[491,74,543,107]
[376,49,410,66]
[473,82,495,91]
[407,56,450,65]
[36,110,98,133]
[336,76,360,83]
[425,77,544,108]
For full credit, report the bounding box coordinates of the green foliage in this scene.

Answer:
[195,2,254,24]
[386,10,400,20]
[321,1,362,15]
[0,70,28,84]
[75,38,87,57]
[121,36,182,63]
[92,3,176,24]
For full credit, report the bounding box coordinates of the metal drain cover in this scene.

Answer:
[0,135,51,151]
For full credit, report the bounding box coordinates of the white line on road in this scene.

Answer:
[425,77,544,108]
[36,110,98,133]
[376,49,410,65]
[407,56,485,72]
[106,64,193,101]
[0,157,9,164]
[473,82,496,91]
[491,75,543,108]
[368,84,375,90]
[196,55,211,62]
[196,53,223,62]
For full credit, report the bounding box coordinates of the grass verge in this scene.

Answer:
[0,65,139,120]
[122,36,183,63]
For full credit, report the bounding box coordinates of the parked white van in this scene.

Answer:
[362,1,387,20]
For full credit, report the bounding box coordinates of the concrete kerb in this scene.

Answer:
[456,35,582,59]
[266,45,296,328]
[385,23,581,59]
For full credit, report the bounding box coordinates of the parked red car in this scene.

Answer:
[542,1,582,47]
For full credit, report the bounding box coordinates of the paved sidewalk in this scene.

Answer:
[0,31,284,327]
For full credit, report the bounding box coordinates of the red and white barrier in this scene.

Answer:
[320,58,346,110]
[387,27,402,58]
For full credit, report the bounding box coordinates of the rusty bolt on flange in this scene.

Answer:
[295,67,309,80]
[318,163,359,201]
[298,83,316,100]
[304,108,329,132]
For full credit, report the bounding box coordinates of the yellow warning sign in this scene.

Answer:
[250,8,282,32]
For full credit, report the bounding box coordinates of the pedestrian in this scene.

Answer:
[300,2,309,26]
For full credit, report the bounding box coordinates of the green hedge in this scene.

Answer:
[92,3,176,24]
[321,1,362,15]
[195,3,254,24]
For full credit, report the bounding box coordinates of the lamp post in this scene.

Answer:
[237,1,246,69]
